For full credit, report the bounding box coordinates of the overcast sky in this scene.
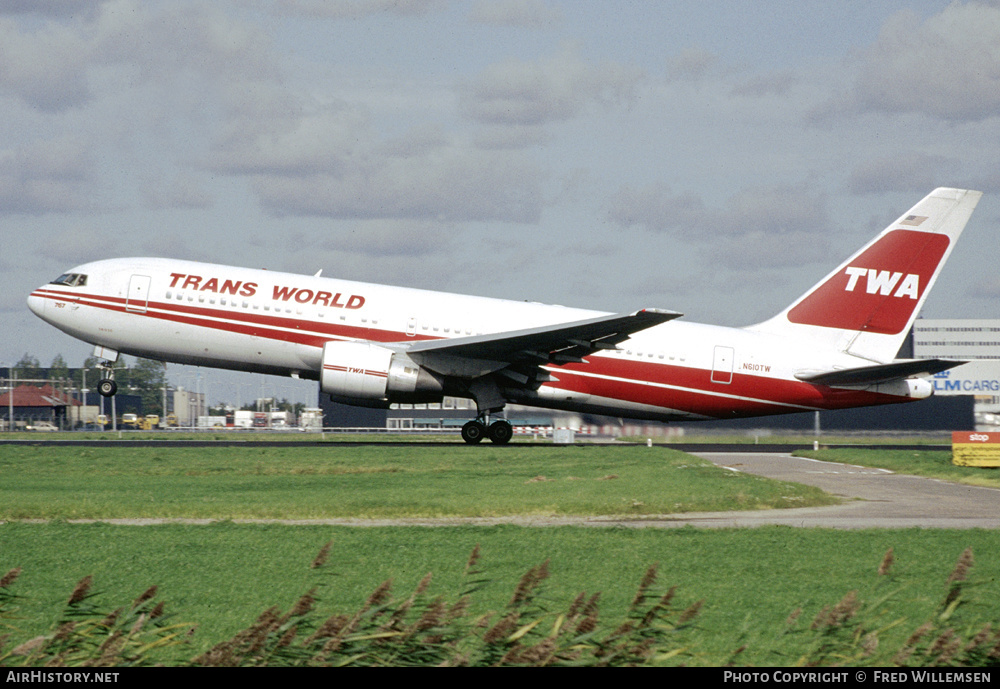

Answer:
[4,0,999,407]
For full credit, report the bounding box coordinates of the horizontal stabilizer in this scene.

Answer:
[795,358,966,386]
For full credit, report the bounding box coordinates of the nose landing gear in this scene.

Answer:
[97,378,118,397]
[92,348,120,398]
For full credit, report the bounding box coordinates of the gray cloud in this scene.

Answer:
[0,1,104,18]
[277,0,447,20]
[609,183,828,236]
[845,153,959,196]
[0,139,95,215]
[665,47,719,83]
[607,183,832,268]
[730,70,798,98]
[249,144,545,223]
[315,219,456,257]
[969,277,1000,299]
[468,0,561,28]
[142,173,215,210]
[0,16,92,111]
[460,44,643,126]
[838,2,1000,122]
[699,230,832,271]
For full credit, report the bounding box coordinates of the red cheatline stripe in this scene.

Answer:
[32,289,908,415]
[323,365,388,378]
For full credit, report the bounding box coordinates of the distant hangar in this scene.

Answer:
[912,319,1000,430]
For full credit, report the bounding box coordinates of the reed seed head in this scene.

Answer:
[366,579,393,609]
[414,572,432,597]
[878,548,894,576]
[861,631,879,657]
[966,623,994,652]
[948,547,974,584]
[99,608,121,629]
[448,595,470,621]
[291,588,317,618]
[133,585,157,608]
[311,541,332,569]
[510,562,548,607]
[567,591,586,618]
[11,636,45,657]
[831,590,859,625]
[465,545,481,574]
[415,597,446,632]
[53,621,75,642]
[97,631,124,664]
[67,575,92,606]
[630,564,658,609]
[0,567,21,589]
[679,599,704,624]
[484,613,518,644]
[909,621,933,645]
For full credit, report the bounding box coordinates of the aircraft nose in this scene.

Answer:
[27,291,45,317]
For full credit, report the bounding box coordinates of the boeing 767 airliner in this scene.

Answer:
[28,187,982,444]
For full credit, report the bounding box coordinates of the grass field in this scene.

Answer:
[3,523,999,666]
[795,448,1000,490]
[1,442,999,666]
[0,444,837,519]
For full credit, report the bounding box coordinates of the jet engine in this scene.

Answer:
[320,340,444,407]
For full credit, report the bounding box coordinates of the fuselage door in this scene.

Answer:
[711,345,734,384]
[126,274,151,314]
[406,317,417,337]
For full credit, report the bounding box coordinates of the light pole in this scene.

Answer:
[81,367,89,431]
[9,366,15,432]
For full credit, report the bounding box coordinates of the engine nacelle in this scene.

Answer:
[320,340,443,407]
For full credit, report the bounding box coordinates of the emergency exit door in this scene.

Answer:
[711,346,734,384]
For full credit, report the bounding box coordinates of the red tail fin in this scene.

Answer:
[786,229,950,335]
[751,188,981,362]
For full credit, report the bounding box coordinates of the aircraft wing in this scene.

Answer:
[395,308,682,379]
[794,359,966,386]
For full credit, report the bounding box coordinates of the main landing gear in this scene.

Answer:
[461,414,513,445]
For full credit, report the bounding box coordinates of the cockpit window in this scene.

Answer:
[50,273,87,287]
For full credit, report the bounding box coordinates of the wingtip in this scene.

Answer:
[635,308,684,320]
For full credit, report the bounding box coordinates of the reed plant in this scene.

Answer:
[0,568,192,666]
[3,544,999,666]
[188,543,703,666]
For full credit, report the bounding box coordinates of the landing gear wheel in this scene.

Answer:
[461,420,486,444]
[97,379,118,398]
[487,420,513,445]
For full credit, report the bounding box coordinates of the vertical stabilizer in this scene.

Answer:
[749,188,981,363]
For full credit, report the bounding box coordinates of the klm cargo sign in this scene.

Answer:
[931,362,1000,396]
[912,320,1000,397]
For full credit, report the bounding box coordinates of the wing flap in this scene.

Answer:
[397,308,681,378]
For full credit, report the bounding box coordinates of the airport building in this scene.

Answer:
[0,383,79,430]
[911,319,1000,429]
[173,387,206,427]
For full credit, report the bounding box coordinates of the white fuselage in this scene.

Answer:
[27,257,926,422]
